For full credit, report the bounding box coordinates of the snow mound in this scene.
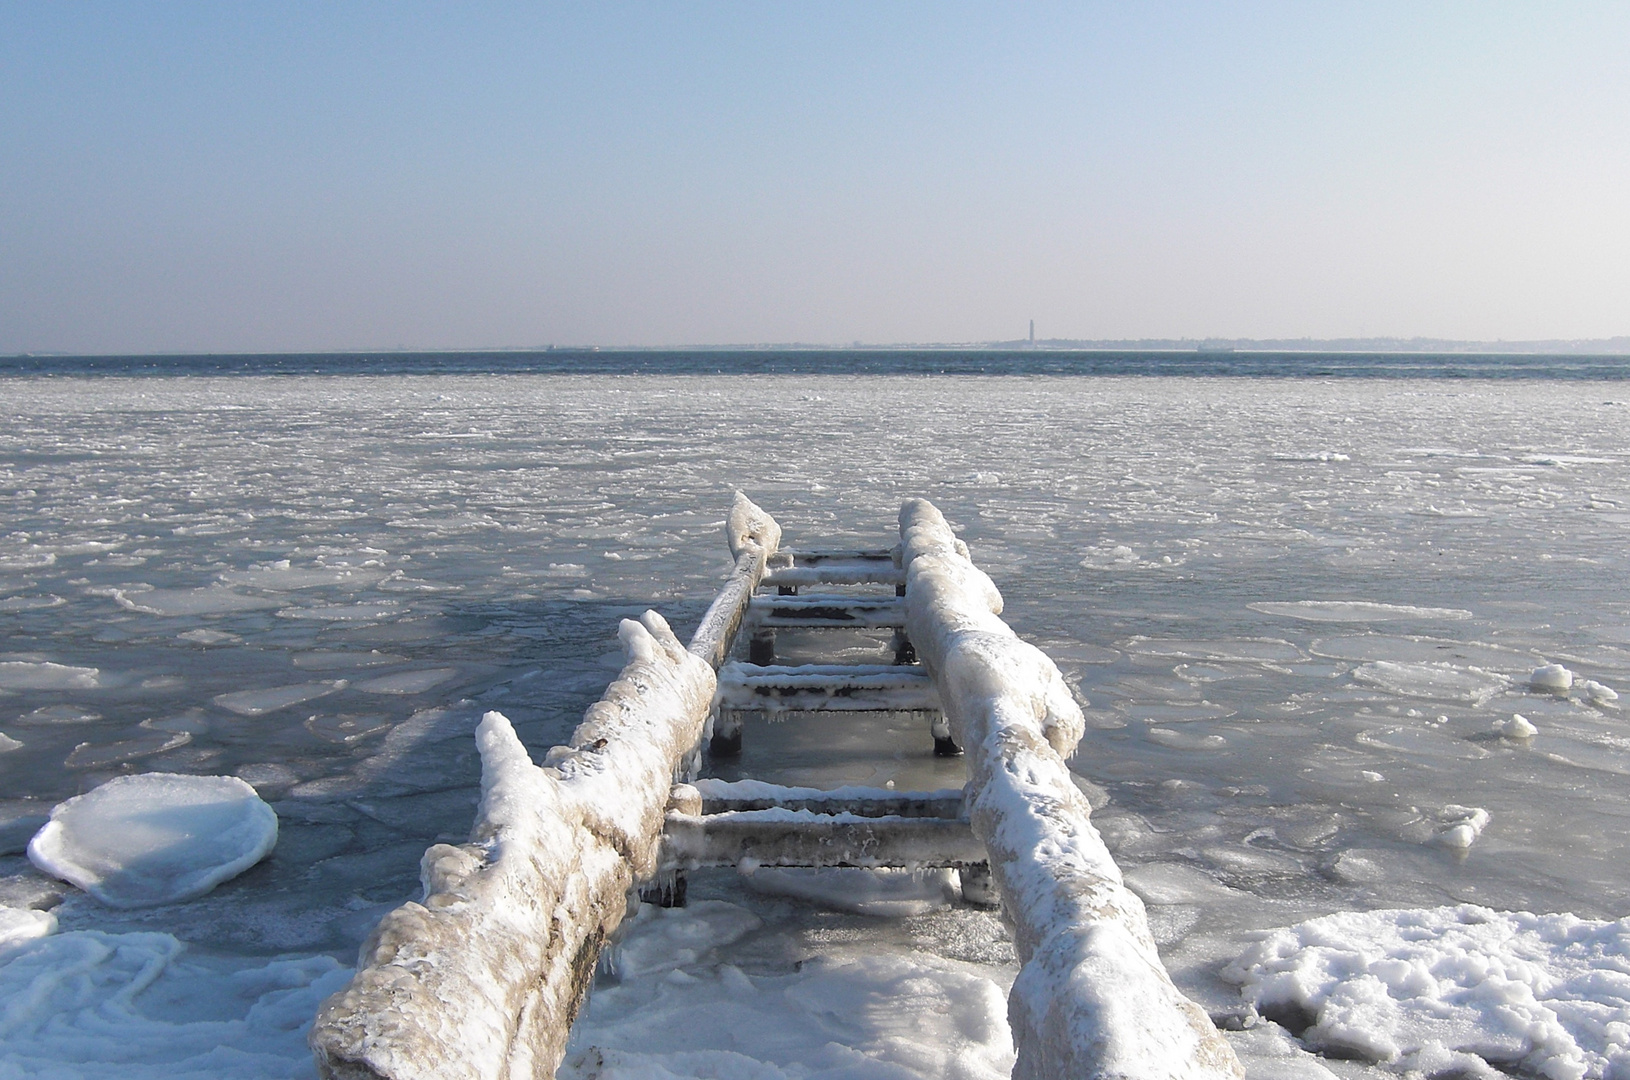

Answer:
[0,930,348,1078]
[28,774,278,908]
[1225,905,1630,1079]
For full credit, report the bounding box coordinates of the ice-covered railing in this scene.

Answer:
[898,499,1243,1080]
[308,495,780,1080]
[307,612,718,1080]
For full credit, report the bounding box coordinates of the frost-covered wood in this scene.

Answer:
[661,808,986,869]
[715,662,941,711]
[688,493,780,669]
[692,777,966,819]
[898,499,1243,1080]
[748,594,907,627]
[308,611,717,1080]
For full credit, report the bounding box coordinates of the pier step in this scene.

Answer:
[661,810,983,870]
[715,662,940,712]
[691,778,964,819]
[749,594,906,628]
[763,549,905,588]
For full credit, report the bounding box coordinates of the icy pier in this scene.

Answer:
[309,495,1240,1079]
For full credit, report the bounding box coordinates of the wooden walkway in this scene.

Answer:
[310,495,1242,1080]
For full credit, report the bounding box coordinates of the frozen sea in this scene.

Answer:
[3,359,1629,1078]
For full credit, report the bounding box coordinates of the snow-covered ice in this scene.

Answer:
[28,774,278,907]
[1226,905,1630,1079]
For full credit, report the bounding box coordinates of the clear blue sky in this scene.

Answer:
[2,3,1626,352]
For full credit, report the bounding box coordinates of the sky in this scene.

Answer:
[2,2,1627,353]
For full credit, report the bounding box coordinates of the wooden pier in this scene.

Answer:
[309,495,1242,1080]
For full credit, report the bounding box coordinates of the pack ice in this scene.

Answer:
[27,774,278,907]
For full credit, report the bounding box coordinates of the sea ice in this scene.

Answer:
[112,586,282,616]
[1531,663,1575,693]
[1433,806,1491,851]
[741,866,960,917]
[351,668,457,695]
[0,929,349,1078]
[213,681,344,716]
[1352,661,1508,704]
[1499,713,1538,739]
[27,774,278,907]
[0,732,19,753]
[1225,905,1630,1079]
[1249,601,1473,622]
[1582,679,1619,704]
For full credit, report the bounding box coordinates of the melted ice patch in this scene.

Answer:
[350,668,457,695]
[1250,602,1473,623]
[0,930,348,1077]
[28,773,278,908]
[1225,905,1630,1079]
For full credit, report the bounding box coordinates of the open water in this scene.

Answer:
[2,353,1629,1077]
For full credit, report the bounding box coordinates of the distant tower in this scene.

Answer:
[1029,319,1035,347]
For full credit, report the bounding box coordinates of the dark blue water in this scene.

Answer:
[3,349,1628,379]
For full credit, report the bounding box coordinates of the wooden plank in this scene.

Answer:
[749,594,906,628]
[661,810,986,869]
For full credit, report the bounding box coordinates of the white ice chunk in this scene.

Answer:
[1499,713,1538,739]
[351,668,457,695]
[1582,679,1619,704]
[212,680,343,716]
[27,774,278,908]
[0,661,101,690]
[1225,905,1630,1079]
[1433,805,1490,850]
[0,906,56,949]
[0,732,19,753]
[0,930,349,1076]
[1531,663,1574,692]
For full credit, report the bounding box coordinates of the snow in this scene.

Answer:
[563,900,1015,1080]
[27,774,278,907]
[0,929,349,1078]
[899,498,1241,1079]
[1225,905,1630,1079]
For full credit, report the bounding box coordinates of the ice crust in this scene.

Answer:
[0,929,350,1078]
[309,611,717,1080]
[27,773,278,907]
[898,499,1242,1079]
[1226,905,1630,1079]
[562,899,1016,1079]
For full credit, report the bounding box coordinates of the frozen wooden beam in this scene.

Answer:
[690,777,966,819]
[661,809,986,870]
[715,662,941,711]
[687,494,782,670]
[762,549,905,588]
[900,498,1243,1080]
[749,594,907,628]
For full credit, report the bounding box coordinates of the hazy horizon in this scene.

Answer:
[4,4,1628,354]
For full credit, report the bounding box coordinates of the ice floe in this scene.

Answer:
[28,774,278,907]
[1352,661,1508,703]
[112,586,281,616]
[1249,601,1473,622]
[1432,805,1490,850]
[0,660,101,690]
[212,681,344,716]
[0,906,56,949]
[350,667,457,695]
[1226,905,1630,1079]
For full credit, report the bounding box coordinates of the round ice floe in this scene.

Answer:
[1531,663,1574,693]
[28,773,277,908]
